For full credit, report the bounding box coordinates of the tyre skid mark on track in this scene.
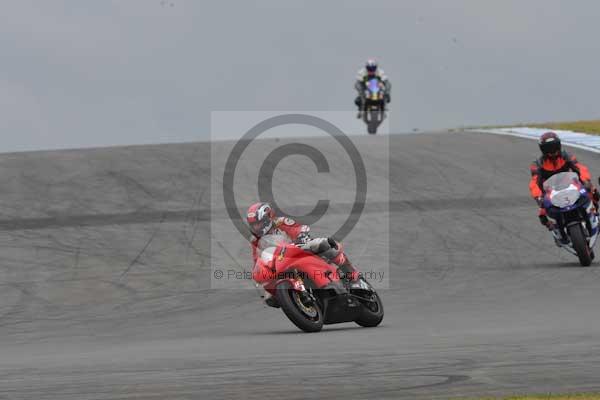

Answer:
[0,197,533,232]
[393,374,470,390]
[118,213,167,281]
[189,355,475,390]
[0,278,144,329]
[181,187,209,262]
[0,285,28,324]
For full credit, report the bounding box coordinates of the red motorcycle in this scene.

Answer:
[252,234,384,332]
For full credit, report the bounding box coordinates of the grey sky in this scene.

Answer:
[2,0,599,152]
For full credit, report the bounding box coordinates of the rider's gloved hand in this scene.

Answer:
[327,237,338,249]
[538,208,554,230]
[297,237,328,253]
[294,232,310,245]
[581,180,600,205]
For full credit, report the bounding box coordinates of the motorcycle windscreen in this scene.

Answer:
[543,171,582,208]
[367,78,380,94]
[256,233,291,263]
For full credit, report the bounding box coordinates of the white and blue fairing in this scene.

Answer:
[543,172,599,254]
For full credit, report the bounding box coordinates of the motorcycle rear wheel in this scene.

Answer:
[354,279,384,327]
[276,281,324,332]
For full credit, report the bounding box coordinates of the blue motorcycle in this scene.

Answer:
[362,78,386,135]
[543,172,599,266]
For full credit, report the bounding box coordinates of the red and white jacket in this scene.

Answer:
[250,217,310,265]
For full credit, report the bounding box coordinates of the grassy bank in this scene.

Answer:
[456,394,600,400]
[526,120,600,135]
[476,120,600,135]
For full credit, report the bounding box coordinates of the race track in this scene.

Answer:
[2,131,600,399]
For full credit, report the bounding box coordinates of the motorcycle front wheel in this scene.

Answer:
[365,110,381,134]
[568,223,592,266]
[276,281,324,332]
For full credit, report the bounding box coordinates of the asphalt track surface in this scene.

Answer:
[2,131,600,399]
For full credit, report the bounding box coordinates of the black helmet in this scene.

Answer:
[365,59,378,73]
[538,131,561,157]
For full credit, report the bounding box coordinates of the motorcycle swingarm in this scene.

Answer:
[322,296,361,325]
[321,281,349,295]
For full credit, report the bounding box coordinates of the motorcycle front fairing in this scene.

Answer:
[542,172,600,251]
[252,235,341,292]
[365,78,384,102]
[366,78,380,96]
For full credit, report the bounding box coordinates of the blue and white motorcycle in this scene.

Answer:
[362,78,386,135]
[543,172,599,266]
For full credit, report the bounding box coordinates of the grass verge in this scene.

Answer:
[527,120,600,135]
[455,394,600,400]
[473,120,600,135]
